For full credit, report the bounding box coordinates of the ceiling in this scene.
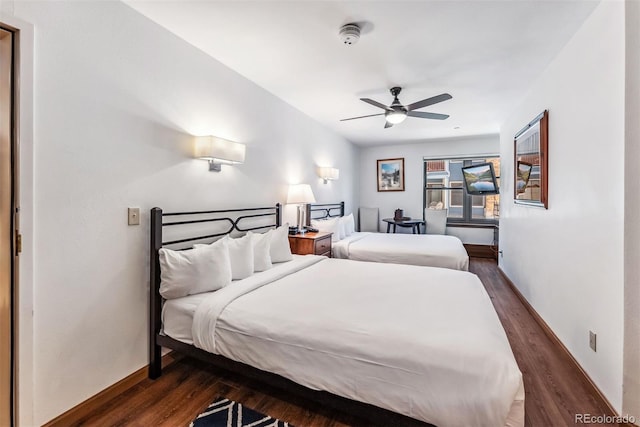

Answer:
[125,0,599,146]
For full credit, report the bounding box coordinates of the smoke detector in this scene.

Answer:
[339,23,361,45]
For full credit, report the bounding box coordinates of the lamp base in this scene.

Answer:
[296,204,307,232]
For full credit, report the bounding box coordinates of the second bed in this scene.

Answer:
[333,231,469,270]
[308,202,469,271]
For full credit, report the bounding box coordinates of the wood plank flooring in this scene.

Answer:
[471,259,615,427]
[74,258,616,427]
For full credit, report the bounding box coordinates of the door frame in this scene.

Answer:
[0,11,34,426]
[0,23,16,427]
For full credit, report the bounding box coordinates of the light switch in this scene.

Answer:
[589,331,597,352]
[128,208,140,226]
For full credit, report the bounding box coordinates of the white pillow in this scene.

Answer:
[341,213,355,237]
[337,216,347,238]
[227,234,255,279]
[248,231,273,272]
[159,238,231,299]
[196,235,254,280]
[311,217,343,242]
[266,223,293,263]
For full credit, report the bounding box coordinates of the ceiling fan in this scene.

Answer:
[341,87,452,128]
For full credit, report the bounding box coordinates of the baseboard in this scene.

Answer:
[496,266,626,422]
[43,352,180,427]
[464,244,497,259]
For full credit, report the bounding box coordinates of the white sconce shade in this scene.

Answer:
[286,184,316,204]
[194,136,246,172]
[317,167,340,184]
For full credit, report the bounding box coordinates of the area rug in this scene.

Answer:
[190,397,293,427]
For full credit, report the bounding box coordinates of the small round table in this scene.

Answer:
[382,218,425,234]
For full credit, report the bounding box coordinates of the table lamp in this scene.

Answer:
[287,184,316,233]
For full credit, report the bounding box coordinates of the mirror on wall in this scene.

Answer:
[514,110,548,208]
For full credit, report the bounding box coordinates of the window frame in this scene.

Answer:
[448,181,464,208]
[423,155,500,226]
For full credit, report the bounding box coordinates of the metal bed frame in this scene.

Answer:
[148,203,430,427]
[305,201,344,225]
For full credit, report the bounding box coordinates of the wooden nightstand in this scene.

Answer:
[288,231,332,257]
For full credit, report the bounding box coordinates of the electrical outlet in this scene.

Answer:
[589,331,597,352]
[128,207,140,226]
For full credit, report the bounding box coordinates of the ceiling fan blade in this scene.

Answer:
[360,98,392,111]
[340,113,385,122]
[384,121,394,129]
[407,111,450,120]
[406,93,452,111]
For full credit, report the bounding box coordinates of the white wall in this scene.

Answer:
[624,0,640,419]
[358,135,499,244]
[7,1,359,424]
[499,1,625,412]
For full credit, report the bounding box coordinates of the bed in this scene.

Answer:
[307,203,469,271]
[149,205,524,427]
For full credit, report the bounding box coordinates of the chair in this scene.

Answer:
[359,207,379,232]
[424,208,448,235]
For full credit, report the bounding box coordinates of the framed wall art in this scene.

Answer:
[377,158,405,192]
[514,110,548,208]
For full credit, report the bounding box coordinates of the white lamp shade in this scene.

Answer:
[385,110,407,124]
[287,184,316,204]
[318,167,339,181]
[194,136,246,164]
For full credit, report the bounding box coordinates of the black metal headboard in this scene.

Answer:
[149,204,281,378]
[305,202,344,226]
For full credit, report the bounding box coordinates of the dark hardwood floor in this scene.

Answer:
[470,259,615,427]
[74,258,616,427]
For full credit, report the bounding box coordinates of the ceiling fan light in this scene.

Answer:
[386,110,407,124]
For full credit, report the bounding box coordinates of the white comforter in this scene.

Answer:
[192,256,523,427]
[332,232,469,271]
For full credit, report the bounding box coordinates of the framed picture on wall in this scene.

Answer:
[514,110,548,208]
[377,158,405,192]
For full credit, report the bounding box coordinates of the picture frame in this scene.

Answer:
[377,158,405,192]
[514,110,548,208]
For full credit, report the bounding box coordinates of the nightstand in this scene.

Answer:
[288,231,332,257]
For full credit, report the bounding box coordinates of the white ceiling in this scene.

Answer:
[125,0,598,146]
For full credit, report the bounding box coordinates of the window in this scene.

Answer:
[424,156,500,224]
[449,182,463,207]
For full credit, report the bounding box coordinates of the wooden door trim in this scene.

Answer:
[0,16,34,426]
[0,24,17,427]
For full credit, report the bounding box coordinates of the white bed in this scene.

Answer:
[163,255,523,427]
[332,231,470,271]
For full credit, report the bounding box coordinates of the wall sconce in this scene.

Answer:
[194,135,246,172]
[317,166,339,184]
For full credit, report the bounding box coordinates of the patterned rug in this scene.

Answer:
[190,397,293,427]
